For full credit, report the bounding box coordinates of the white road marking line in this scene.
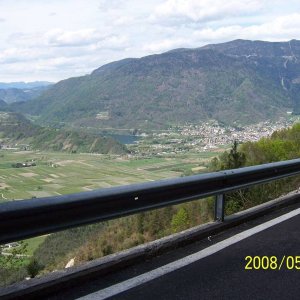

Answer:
[78,208,300,300]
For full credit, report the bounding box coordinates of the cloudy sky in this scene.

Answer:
[1,0,300,82]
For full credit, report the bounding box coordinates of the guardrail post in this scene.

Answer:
[215,194,225,222]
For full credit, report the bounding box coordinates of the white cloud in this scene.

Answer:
[191,13,300,43]
[91,35,129,50]
[141,13,300,54]
[0,47,42,64]
[1,0,300,82]
[44,28,106,47]
[143,38,188,53]
[98,0,126,11]
[112,15,135,26]
[151,0,263,23]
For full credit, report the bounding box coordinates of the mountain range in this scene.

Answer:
[0,81,53,89]
[10,39,300,129]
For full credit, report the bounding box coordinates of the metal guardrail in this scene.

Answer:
[1,159,300,244]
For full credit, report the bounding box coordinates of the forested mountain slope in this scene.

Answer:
[0,112,127,154]
[12,39,300,129]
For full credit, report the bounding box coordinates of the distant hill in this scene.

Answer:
[0,112,127,154]
[0,81,53,89]
[12,39,300,129]
[0,99,8,110]
[0,86,52,104]
[0,81,53,104]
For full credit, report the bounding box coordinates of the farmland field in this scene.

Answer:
[0,150,218,202]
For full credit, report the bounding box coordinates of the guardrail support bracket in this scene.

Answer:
[215,194,225,222]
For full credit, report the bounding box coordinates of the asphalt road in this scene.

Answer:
[107,210,300,300]
[48,203,300,300]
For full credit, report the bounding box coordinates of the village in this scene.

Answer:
[130,118,297,156]
[179,118,293,149]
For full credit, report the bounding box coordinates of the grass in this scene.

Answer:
[1,236,46,258]
[24,236,47,256]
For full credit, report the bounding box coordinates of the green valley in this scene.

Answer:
[2,38,300,290]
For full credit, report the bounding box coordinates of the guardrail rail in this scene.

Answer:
[1,158,300,244]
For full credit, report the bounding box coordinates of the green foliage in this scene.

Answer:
[211,140,246,170]
[0,266,27,288]
[211,123,300,215]
[0,241,29,287]
[241,124,300,165]
[171,207,190,233]
[26,259,44,278]
[31,199,214,274]
[0,241,28,269]
[33,224,104,270]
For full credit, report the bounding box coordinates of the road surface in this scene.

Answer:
[48,202,300,300]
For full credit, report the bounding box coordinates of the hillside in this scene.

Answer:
[0,99,8,110]
[0,86,52,104]
[0,112,127,154]
[12,39,300,129]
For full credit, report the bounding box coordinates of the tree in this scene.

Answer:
[225,140,246,169]
[211,140,246,171]
[26,259,44,278]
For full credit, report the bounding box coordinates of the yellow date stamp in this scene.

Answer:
[245,256,300,270]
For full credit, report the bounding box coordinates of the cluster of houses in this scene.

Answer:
[132,119,295,156]
[180,119,293,150]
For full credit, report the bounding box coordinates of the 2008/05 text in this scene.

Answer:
[245,256,300,270]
